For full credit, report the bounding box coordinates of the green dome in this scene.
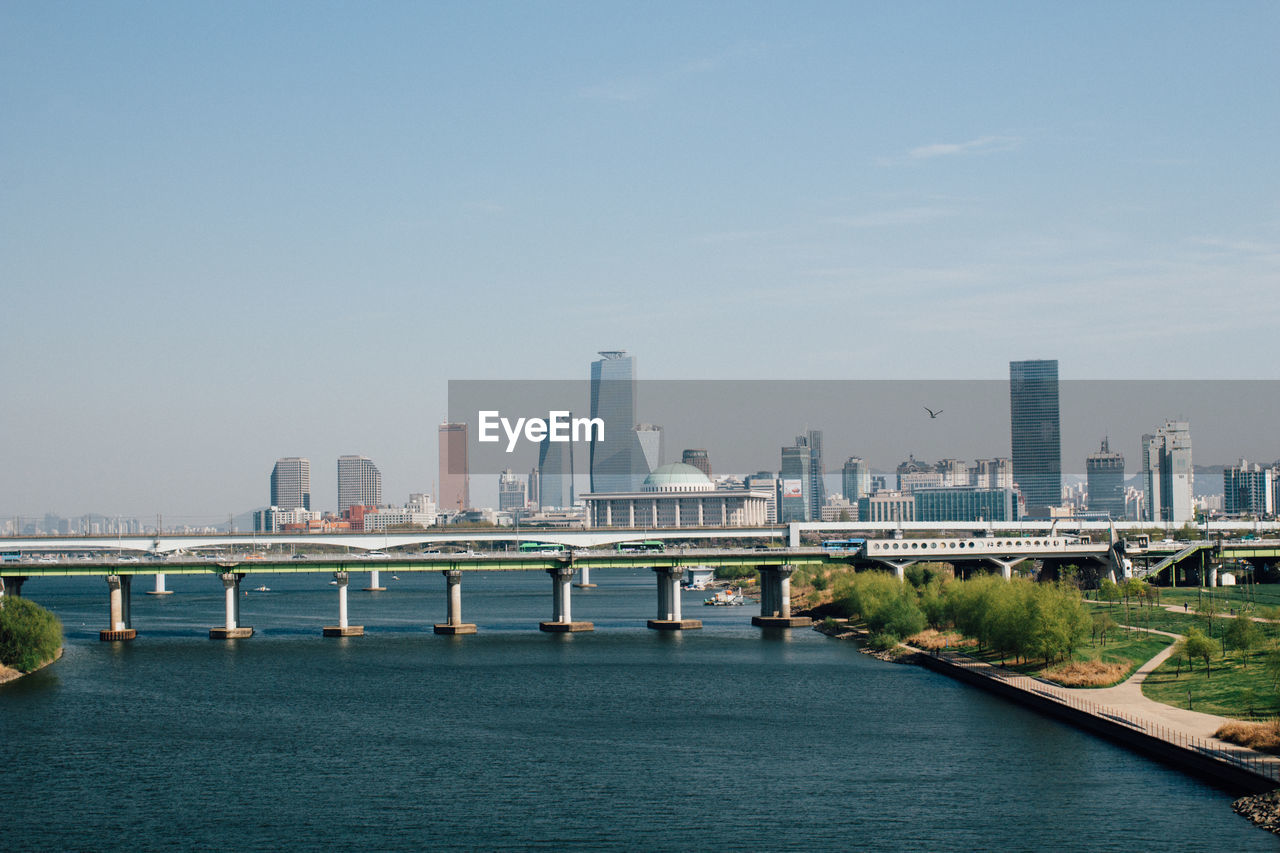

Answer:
[642,463,713,492]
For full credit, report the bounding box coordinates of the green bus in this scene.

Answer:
[615,540,665,553]
[518,542,566,553]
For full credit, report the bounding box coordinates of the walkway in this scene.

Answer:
[920,634,1280,786]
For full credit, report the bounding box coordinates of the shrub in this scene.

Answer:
[714,565,756,581]
[0,597,63,673]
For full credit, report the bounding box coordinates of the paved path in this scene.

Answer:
[1062,628,1227,738]
[1158,603,1276,624]
[920,630,1280,783]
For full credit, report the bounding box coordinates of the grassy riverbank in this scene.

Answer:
[0,597,63,677]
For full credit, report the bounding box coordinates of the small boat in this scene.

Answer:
[253,585,270,592]
[328,580,338,585]
[704,587,744,606]
[391,575,400,581]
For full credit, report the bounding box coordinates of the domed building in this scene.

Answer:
[584,463,771,528]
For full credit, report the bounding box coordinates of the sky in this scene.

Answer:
[2,2,1278,523]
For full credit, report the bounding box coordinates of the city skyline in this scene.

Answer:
[4,4,1279,520]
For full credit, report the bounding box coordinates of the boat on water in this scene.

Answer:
[253,585,270,592]
[703,587,744,606]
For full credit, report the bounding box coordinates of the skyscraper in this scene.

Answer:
[1009,359,1062,514]
[803,430,825,520]
[438,422,470,512]
[682,449,712,478]
[498,468,527,513]
[1142,421,1193,523]
[537,418,574,510]
[1085,438,1126,520]
[589,351,651,493]
[780,441,813,522]
[337,455,381,513]
[841,457,870,501]
[270,457,310,510]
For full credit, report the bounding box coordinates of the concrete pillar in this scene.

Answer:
[540,566,592,632]
[649,566,701,630]
[324,571,364,636]
[434,570,477,634]
[148,572,173,595]
[574,564,596,588]
[100,574,137,641]
[1,576,26,599]
[210,573,253,639]
[1207,563,1219,587]
[363,568,385,592]
[752,564,811,628]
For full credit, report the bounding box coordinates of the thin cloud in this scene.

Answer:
[579,42,772,103]
[827,206,959,228]
[878,135,1023,165]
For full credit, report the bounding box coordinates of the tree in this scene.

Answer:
[1226,617,1263,668]
[1182,628,1216,679]
[1092,612,1117,647]
[1099,578,1119,613]
[0,597,63,673]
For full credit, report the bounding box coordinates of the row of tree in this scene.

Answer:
[830,569,1091,665]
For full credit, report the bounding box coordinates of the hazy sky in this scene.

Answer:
[3,2,1278,522]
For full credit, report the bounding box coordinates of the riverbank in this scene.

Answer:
[814,619,1280,832]
[0,647,63,685]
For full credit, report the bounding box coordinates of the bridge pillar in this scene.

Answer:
[363,568,385,592]
[648,567,701,630]
[540,566,592,632]
[988,558,1015,581]
[574,565,596,589]
[435,570,477,634]
[752,565,811,628]
[324,572,364,636]
[100,574,136,641]
[147,572,174,595]
[1207,562,1219,587]
[0,575,26,600]
[210,573,253,639]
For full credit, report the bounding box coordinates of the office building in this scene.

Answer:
[1009,359,1062,514]
[1085,438,1126,520]
[337,455,381,513]
[538,425,575,510]
[527,467,540,509]
[914,487,1019,522]
[857,492,915,523]
[897,456,941,492]
[1141,420,1194,523]
[841,457,871,502]
[1225,460,1274,517]
[682,449,712,478]
[270,457,311,511]
[589,351,651,493]
[635,424,664,473]
[498,467,527,513]
[803,430,825,520]
[780,441,813,522]
[438,422,470,512]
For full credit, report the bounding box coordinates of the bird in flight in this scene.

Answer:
[924,407,943,418]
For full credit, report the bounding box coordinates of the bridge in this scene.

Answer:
[0,533,1134,643]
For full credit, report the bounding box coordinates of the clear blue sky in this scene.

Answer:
[3,2,1277,522]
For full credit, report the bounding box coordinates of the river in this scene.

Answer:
[1,569,1271,850]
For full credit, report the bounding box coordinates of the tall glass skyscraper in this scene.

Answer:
[1009,359,1061,513]
[589,351,650,493]
[841,457,871,502]
[1142,420,1193,523]
[270,457,310,511]
[538,416,575,509]
[1085,438,1126,519]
